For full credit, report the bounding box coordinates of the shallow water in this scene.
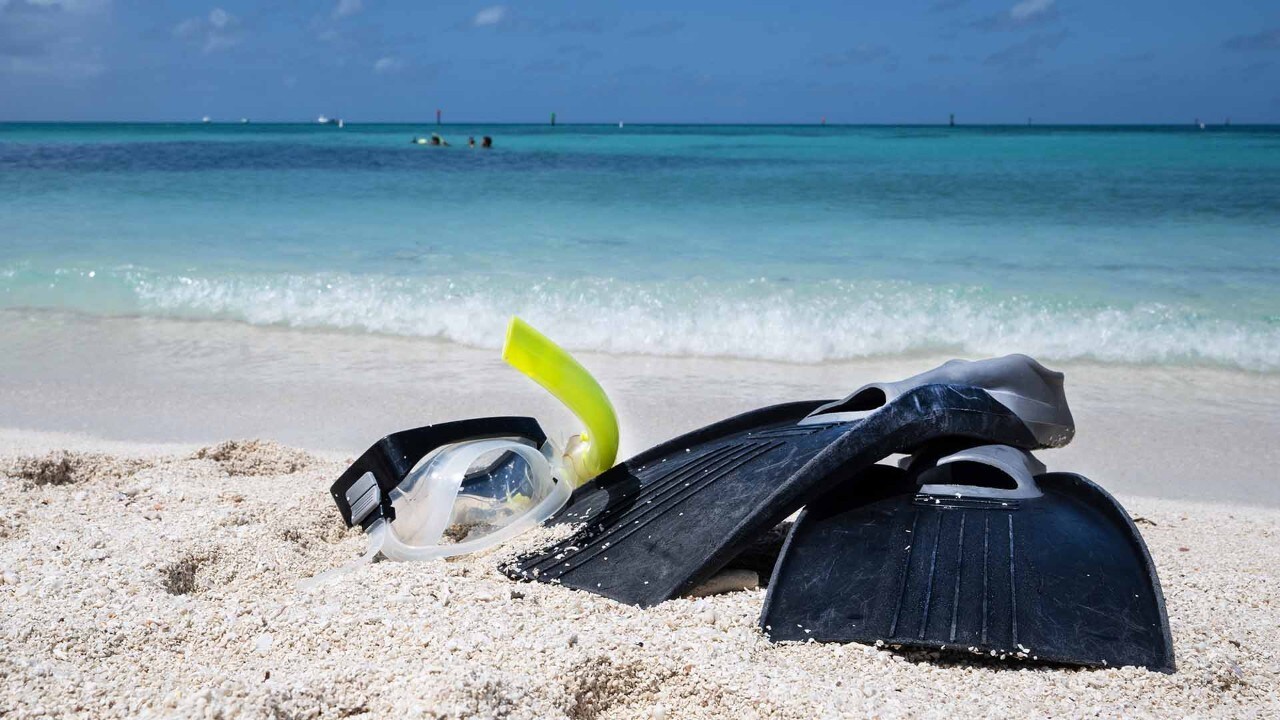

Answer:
[2,122,1278,370]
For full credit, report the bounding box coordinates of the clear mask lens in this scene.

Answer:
[377,438,569,561]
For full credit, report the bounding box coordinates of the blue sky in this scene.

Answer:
[1,0,1278,123]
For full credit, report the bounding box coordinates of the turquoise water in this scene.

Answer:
[2,122,1278,369]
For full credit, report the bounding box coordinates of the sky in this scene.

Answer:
[1,0,1278,123]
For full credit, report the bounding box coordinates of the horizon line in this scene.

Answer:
[2,120,1274,127]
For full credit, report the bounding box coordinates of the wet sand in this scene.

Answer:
[2,310,1278,504]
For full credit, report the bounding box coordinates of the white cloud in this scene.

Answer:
[1009,0,1053,21]
[1,0,108,10]
[332,0,361,19]
[208,7,231,28]
[473,5,506,27]
[373,56,403,73]
[203,34,239,53]
[173,7,242,53]
[173,17,202,39]
[0,0,111,78]
[2,53,104,78]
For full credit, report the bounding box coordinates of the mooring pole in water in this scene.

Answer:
[436,109,441,125]
[949,113,955,127]
[551,112,557,126]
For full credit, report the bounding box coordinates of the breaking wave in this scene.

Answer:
[4,266,1279,372]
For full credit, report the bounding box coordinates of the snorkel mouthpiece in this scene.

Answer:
[502,316,619,486]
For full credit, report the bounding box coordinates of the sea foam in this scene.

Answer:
[3,266,1277,371]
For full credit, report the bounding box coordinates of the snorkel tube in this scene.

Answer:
[304,317,618,589]
[502,316,619,486]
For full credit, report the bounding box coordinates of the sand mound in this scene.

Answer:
[2,450,152,487]
[2,441,1278,719]
[193,439,313,476]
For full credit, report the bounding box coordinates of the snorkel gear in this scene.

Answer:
[311,317,618,585]
[502,316,618,485]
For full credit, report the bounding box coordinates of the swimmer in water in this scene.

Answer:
[468,136,476,148]
[481,135,493,149]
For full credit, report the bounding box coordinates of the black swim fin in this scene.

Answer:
[760,444,1174,672]
[503,355,1074,607]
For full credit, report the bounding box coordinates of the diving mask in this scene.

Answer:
[327,416,570,563]
[313,317,618,583]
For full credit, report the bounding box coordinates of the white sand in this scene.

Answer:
[2,441,1278,719]
[4,312,1280,716]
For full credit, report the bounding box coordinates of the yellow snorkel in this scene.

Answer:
[502,316,619,486]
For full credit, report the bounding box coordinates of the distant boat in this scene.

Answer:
[201,116,211,123]
[316,115,344,127]
[338,119,344,129]
[317,115,329,124]
[240,118,249,124]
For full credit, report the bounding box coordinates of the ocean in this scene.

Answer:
[2,122,1278,371]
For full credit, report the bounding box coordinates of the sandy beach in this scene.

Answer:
[1,440,1278,718]
[5,2,1279,712]
[3,313,1280,718]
